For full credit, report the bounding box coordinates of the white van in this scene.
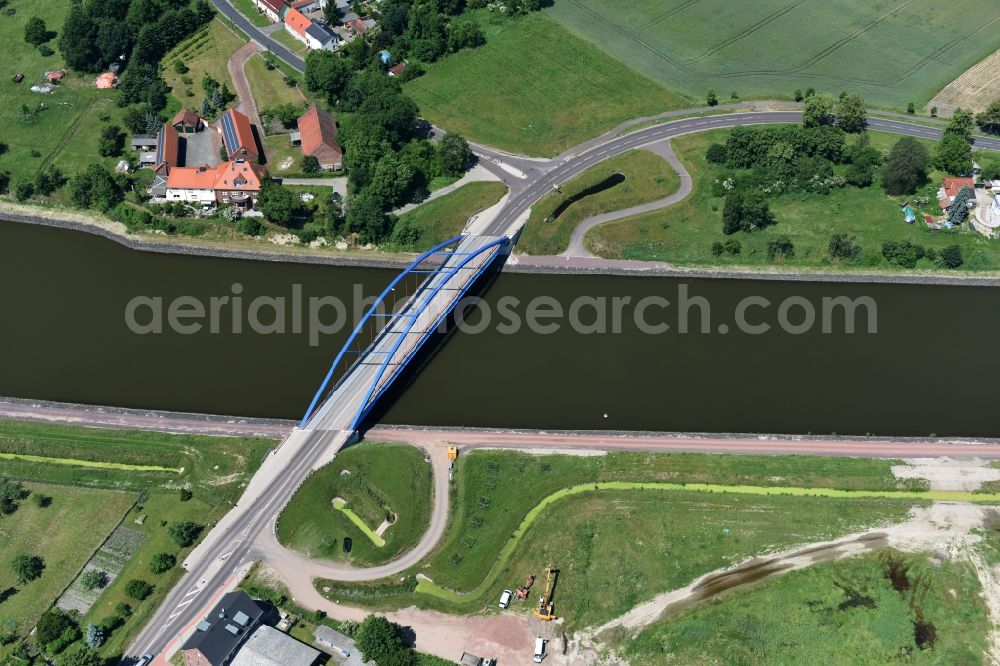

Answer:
[498,589,513,609]
[533,637,546,662]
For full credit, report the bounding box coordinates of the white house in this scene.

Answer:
[252,0,287,22]
[973,195,1000,239]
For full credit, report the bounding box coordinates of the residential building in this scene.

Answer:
[313,625,373,665]
[252,0,288,22]
[306,21,341,50]
[388,62,407,77]
[296,104,342,170]
[346,17,375,36]
[973,195,1000,239]
[284,7,312,45]
[173,109,204,134]
[180,591,277,666]
[938,176,976,211]
[291,0,322,12]
[165,160,266,209]
[229,626,321,666]
[219,108,259,162]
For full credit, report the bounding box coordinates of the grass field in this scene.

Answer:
[245,53,306,112]
[277,443,432,567]
[405,11,687,156]
[544,0,1000,111]
[624,549,989,664]
[162,19,247,119]
[230,0,273,28]
[517,149,680,255]
[0,483,135,642]
[271,28,308,55]
[587,129,1000,272]
[392,181,507,251]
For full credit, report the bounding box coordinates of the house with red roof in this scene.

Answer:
[172,109,203,134]
[296,105,342,170]
[218,108,259,162]
[253,0,288,22]
[165,161,266,209]
[938,177,976,211]
[283,6,339,50]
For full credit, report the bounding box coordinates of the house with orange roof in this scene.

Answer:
[296,105,342,170]
[218,108,259,162]
[283,6,338,50]
[164,161,266,208]
[938,177,976,211]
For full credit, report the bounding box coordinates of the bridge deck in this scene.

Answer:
[304,234,509,433]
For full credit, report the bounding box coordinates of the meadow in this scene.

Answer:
[405,11,686,156]
[624,549,990,664]
[588,129,1000,272]
[162,19,247,119]
[545,0,1000,111]
[277,443,433,567]
[517,149,680,255]
[392,181,507,252]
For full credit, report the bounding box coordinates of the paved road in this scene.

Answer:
[211,0,304,72]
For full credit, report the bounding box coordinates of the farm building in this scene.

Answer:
[229,626,321,666]
[346,17,375,35]
[296,105,342,170]
[179,591,277,666]
[218,108,259,162]
[173,109,204,134]
[131,134,159,151]
[388,62,407,77]
[165,161,267,209]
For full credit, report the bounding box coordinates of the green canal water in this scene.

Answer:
[2,220,999,437]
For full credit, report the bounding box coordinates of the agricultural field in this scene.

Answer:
[517,149,680,255]
[316,449,933,616]
[392,181,507,252]
[405,11,687,156]
[623,550,989,664]
[277,443,432,567]
[587,129,1000,272]
[0,420,275,659]
[930,46,1000,116]
[544,0,1000,111]
[245,53,306,110]
[0,0,124,186]
[162,19,247,119]
[0,482,135,655]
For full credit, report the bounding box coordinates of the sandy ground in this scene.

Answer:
[893,457,1000,491]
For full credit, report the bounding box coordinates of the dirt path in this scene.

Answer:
[227,41,263,130]
[561,141,692,258]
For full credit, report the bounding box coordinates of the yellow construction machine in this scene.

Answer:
[533,565,558,621]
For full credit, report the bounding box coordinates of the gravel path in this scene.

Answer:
[561,141,692,258]
[228,41,263,130]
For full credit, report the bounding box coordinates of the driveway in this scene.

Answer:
[228,40,263,130]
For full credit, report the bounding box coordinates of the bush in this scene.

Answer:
[236,218,265,237]
[39,44,54,57]
[766,235,795,261]
[723,239,741,255]
[80,570,108,591]
[179,488,193,502]
[710,241,724,257]
[828,234,861,261]
[881,239,925,268]
[32,493,51,508]
[149,552,176,574]
[167,521,202,547]
[14,182,34,201]
[124,579,153,600]
[705,143,727,164]
[937,244,963,269]
[722,190,774,234]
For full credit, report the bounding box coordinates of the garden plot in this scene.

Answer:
[57,526,146,615]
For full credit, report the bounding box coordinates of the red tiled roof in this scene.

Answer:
[165,165,219,190]
[165,161,265,192]
[284,7,311,38]
[943,177,975,199]
[220,108,258,159]
[389,62,407,75]
[158,124,181,169]
[258,0,288,13]
[346,18,368,34]
[297,105,342,166]
[172,109,201,128]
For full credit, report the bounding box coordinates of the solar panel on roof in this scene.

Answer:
[221,112,239,154]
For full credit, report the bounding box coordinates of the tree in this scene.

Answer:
[302,155,321,173]
[0,478,28,514]
[0,171,10,196]
[930,106,938,117]
[767,235,795,261]
[84,624,104,649]
[938,244,964,269]
[355,615,406,664]
[906,102,915,115]
[722,190,774,234]
[793,88,803,102]
[70,163,125,211]
[935,133,973,175]
[149,552,176,574]
[179,488,193,502]
[80,570,108,591]
[32,493,52,508]
[124,579,153,600]
[802,93,835,127]
[437,133,471,177]
[99,125,126,157]
[447,20,485,52]
[836,93,866,133]
[24,17,50,46]
[828,234,861,261]
[977,99,1000,135]
[882,240,925,268]
[56,643,102,666]
[705,143,727,164]
[11,554,44,584]
[346,191,393,244]
[15,182,35,202]
[324,0,343,23]
[258,181,302,226]
[706,89,718,106]
[59,6,100,72]
[305,50,354,104]
[943,108,975,143]
[167,521,203,548]
[882,136,930,195]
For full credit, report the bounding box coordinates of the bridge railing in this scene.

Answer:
[298,235,466,428]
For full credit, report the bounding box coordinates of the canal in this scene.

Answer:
[2,220,999,437]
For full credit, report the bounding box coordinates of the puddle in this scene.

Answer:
[550,173,626,219]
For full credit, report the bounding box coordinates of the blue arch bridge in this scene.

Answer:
[298,232,513,442]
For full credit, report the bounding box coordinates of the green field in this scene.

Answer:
[277,443,432,567]
[245,53,306,110]
[625,549,989,664]
[0,421,275,659]
[405,11,686,156]
[0,483,135,642]
[162,19,247,119]
[392,181,508,251]
[517,149,680,255]
[230,0,273,28]
[0,0,126,186]
[545,0,1000,111]
[587,129,1000,272]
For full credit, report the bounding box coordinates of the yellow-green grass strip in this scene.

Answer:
[416,481,1000,602]
[333,498,386,547]
[0,451,181,474]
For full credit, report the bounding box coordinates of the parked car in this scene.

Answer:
[136,653,155,666]
[343,537,352,553]
[498,589,513,609]
[533,637,546,663]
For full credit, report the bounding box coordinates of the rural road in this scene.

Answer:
[227,41,263,130]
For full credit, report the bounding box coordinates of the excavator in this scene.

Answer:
[515,573,535,600]
[533,565,558,621]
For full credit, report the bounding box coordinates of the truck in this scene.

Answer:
[460,653,495,666]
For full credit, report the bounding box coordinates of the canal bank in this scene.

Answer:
[5,219,1000,437]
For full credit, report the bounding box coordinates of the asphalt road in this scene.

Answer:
[211,0,304,71]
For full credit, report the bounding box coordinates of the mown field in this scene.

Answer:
[517,149,680,255]
[392,181,507,252]
[545,0,1000,111]
[245,53,306,111]
[0,420,275,660]
[406,11,687,156]
[587,129,1000,272]
[277,443,432,567]
[624,549,989,665]
[315,450,932,619]
[162,19,247,119]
